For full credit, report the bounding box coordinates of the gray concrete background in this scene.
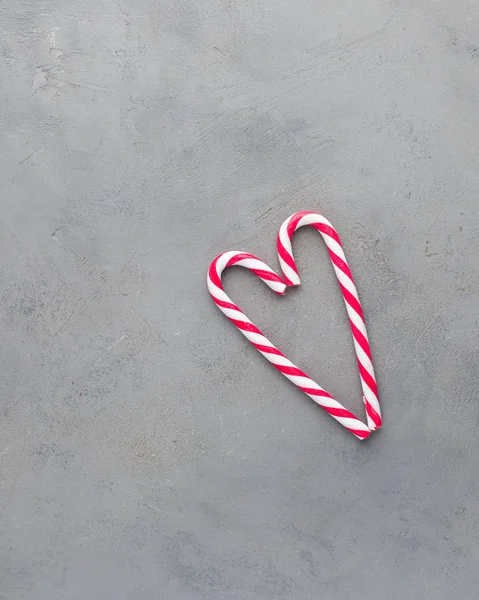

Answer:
[1,1,478,598]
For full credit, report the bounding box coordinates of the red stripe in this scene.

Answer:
[314,223,342,246]
[339,283,364,321]
[325,407,361,419]
[226,252,256,266]
[301,388,332,397]
[276,365,309,377]
[349,429,371,440]
[357,360,378,398]
[277,239,298,283]
[349,320,372,362]
[208,257,222,289]
[251,269,282,283]
[229,318,263,336]
[286,211,309,238]
[279,214,343,284]
[329,248,353,280]
[214,297,240,311]
[214,253,285,290]
[254,344,284,356]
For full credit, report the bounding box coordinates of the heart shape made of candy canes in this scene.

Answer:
[207,211,381,440]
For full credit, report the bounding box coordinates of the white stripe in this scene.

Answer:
[268,279,287,294]
[279,258,300,285]
[259,353,295,367]
[323,236,347,263]
[240,330,269,345]
[332,417,370,433]
[220,307,252,323]
[345,303,368,339]
[361,379,380,413]
[285,375,321,389]
[297,213,332,229]
[304,393,347,410]
[213,252,286,294]
[231,256,286,293]
[352,339,374,374]
[278,222,293,256]
[215,250,242,274]
[234,257,274,272]
[207,276,232,304]
[278,220,299,284]
[331,264,359,298]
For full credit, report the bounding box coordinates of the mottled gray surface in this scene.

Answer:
[1,1,478,598]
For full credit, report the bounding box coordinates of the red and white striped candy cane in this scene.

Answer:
[207,212,381,439]
[278,211,381,432]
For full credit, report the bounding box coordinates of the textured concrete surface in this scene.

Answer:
[1,1,479,598]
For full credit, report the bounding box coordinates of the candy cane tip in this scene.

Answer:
[283,275,301,287]
[364,398,382,431]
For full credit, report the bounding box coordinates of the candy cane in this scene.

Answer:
[207,212,381,439]
[278,211,381,432]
